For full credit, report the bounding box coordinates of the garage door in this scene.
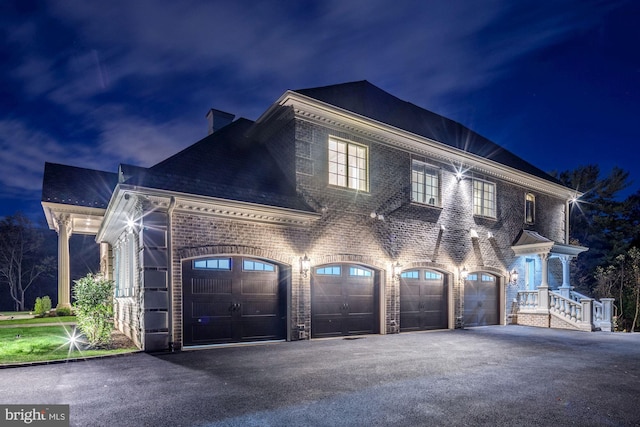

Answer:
[182,256,286,346]
[464,273,499,327]
[311,264,379,338]
[400,269,448,332]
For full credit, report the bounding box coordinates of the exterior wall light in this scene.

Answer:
[460,266,469,280]
[509,268,519,285]
[300,254,311,278]
[392,261,402,280]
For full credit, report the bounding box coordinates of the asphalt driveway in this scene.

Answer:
[2,326,640,426]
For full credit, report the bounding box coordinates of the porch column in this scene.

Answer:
[56,214,72,309]
[558,255,571,298]
[537,253,550,311]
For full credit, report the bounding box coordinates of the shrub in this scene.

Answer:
[55,307,72,317]
[33,296,52,317]
[73,274,115,348]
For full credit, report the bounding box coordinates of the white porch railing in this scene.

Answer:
[549,291,592,331]
[516,289,614,332]
[517,290,538,310]
[569,290,614,332]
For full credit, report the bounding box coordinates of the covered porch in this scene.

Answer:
[511,230,614,332]
[41,162,118,309]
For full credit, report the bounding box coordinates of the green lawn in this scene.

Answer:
[0,325,138,365]
[0,316,76,326]
[0,311,33,316]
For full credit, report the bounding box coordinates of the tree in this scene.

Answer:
[553,165,631,292]
[0,213,55,311]
[595,247,640,332]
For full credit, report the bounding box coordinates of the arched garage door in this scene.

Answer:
[400,269,448,332]
[311,264,379,338]
[464,272,499,327]
[182,256,286,346]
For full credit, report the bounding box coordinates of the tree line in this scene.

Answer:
[553,165,640,331]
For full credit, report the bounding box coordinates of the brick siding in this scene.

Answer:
[114,111,570,350]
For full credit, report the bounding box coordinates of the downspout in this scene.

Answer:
[167,196,177,351]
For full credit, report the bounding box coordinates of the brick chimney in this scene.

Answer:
[206,109,235,135]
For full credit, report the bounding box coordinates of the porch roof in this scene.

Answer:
[511,229,588,258]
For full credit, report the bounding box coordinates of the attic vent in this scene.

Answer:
[206,109,235,135]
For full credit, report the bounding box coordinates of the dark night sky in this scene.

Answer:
[1,0,638,221]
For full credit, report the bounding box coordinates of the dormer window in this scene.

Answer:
[525,193,535,224]
[328,137,368,191]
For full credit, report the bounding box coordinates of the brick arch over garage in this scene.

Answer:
[312,254,387,272]
[177,245,294,266]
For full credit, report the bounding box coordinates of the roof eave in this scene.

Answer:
[276,90,581,200]
[98,184,322,242]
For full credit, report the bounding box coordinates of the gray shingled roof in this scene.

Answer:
[295,80,562,185]
[126,118,314,212]
[41,162,118,208]
[42,81,565,212]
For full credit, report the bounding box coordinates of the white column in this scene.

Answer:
[539,252,549,288]
[559,255,571,298]
[56,214,72,309]
[537,253,550,311]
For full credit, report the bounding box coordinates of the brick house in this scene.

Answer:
[41,81,613,351]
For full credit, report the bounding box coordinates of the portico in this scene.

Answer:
[511,229,613,331]
[40,162,118,309]
[41,204,106,308]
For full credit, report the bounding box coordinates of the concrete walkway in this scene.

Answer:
[1,326,639,426]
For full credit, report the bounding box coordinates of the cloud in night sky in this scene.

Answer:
[0,0,636,217]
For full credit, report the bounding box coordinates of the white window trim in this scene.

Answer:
[328,137,369,192]
[473,178,497,219]
[525,193,535,225]
[115,232,137,298]
[411,159,441,207]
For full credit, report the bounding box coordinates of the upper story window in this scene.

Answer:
[411,160,440,206]
[328,138,368,191]
[473,179,496,218]
[525,193,535,224]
